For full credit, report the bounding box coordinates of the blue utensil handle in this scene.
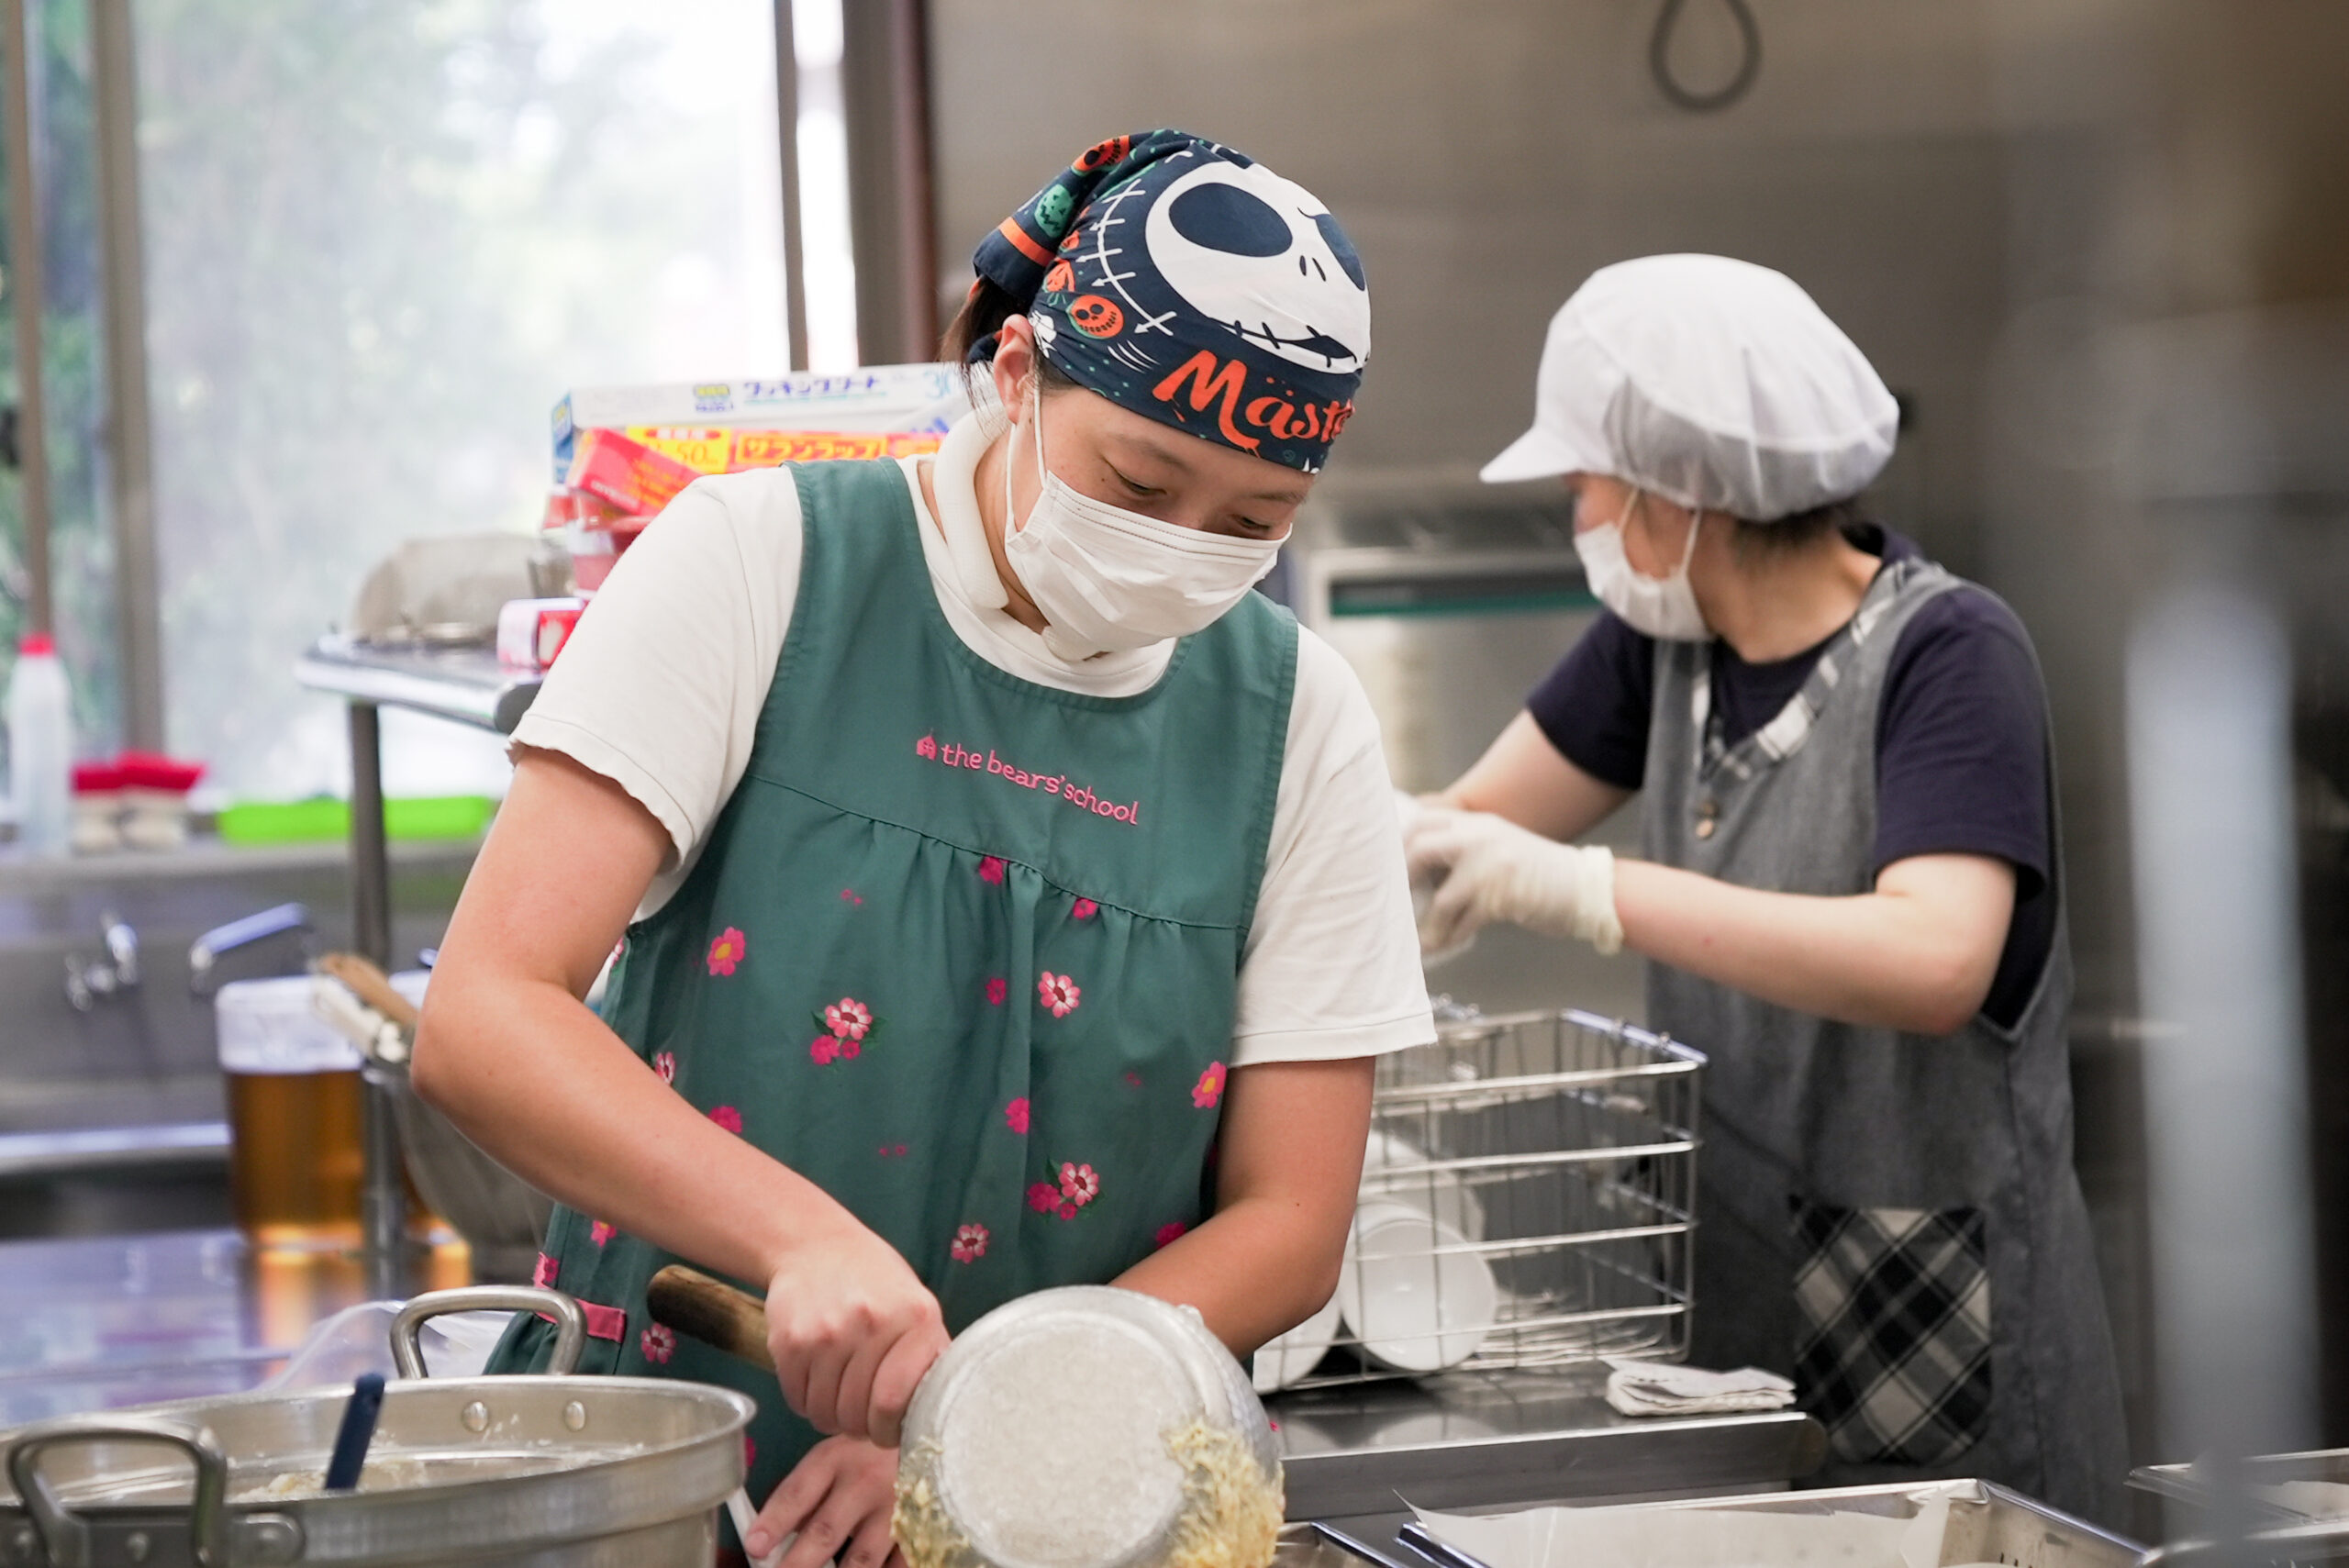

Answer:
[323,1373,387,1491]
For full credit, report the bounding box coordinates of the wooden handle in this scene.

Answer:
[316,951,419,1030]
[648,1264,774,1370]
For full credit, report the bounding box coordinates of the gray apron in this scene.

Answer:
[1642,555,2129,1523]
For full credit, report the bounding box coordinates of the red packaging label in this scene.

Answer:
[565,428,704,516]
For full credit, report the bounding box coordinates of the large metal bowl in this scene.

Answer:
[375,1062,554,1284]
[0,1287,753,1568]
[896,1286,1280,1568]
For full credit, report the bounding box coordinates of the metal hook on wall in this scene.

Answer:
[1650,0,1763,114]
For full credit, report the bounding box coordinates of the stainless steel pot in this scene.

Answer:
[0,1286,753,1568]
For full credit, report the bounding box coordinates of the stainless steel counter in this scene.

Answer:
[0,1229,1826,1529]
[0,1229,469,1425]
[1273,1366,1824,1522]
[293,636,541,733]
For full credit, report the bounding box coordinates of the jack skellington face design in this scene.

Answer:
[974,128,1369,472]
[1141,160,1369,375]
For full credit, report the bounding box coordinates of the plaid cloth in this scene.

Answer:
[1790,1201,1992,1465]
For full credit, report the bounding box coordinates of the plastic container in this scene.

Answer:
[215,795,497,845]
[1252,1287,1341,1393]
[217,973,427,1250]
[69,761,123,854]
[1335,1197,1497,1373]
[262,1300,516,1389]
[217,975,365,1249]
[495,596,586,672]
[6,634,72,856]
[118,751,206,850]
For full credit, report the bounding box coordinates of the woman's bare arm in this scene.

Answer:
[1614,851,2017,1035]
[1439,710,1631,841]
[1112,1055,1374,1355]
[418,749,840,1281]
[1427,712,2016,1035]
[414,748,945,1444]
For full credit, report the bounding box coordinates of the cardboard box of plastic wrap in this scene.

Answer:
[550,365,972,481]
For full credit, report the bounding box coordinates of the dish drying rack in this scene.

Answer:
[1276,1006,1704,1389]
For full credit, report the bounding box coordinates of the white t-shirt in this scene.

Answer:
[515,429,1432,1068]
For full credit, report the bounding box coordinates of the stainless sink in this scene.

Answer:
[0,840,476,1238]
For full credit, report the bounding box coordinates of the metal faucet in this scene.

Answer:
[62,911,139,1011]
[186,902,314,998]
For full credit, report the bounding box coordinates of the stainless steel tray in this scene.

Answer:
[1296,1479,2143,1568]
[1645,1479,2147,1568]
[2132,1449,2349,1521]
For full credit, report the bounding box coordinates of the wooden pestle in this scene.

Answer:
[647,1264,775,1370]
[316,951,420,1030]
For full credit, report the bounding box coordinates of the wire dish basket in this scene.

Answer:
[1261,1007,1704,1391]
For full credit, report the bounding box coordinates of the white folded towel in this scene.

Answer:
[1603,1356,1797,1417]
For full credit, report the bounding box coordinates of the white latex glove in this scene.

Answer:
[1403,807,1623,957]
[1392,790,1473,966]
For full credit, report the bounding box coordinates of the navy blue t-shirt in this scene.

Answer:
[1527,526,2055,1029]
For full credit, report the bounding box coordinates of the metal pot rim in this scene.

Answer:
[0,1373,756,1565]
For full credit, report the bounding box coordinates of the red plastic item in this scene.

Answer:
[17,632,53,656]
[496,598,586,672]
[71,762,123,795]
[568,554,610,594]
[116,751,206,794]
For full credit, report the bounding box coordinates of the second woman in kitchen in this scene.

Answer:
[1408,254,2128,1523]
[414,128,1430,1568]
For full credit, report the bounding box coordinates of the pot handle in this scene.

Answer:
[4,1412,228,1568]
[391,1285,587,1379]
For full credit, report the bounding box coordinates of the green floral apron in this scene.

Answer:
[486,459,1297,1504]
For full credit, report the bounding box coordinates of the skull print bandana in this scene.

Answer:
[972,128,1369,474]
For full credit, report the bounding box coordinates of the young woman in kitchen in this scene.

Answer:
[1405,254,2128,1522]
[414,129,1431,1568]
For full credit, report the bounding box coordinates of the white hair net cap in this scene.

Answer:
[1480,254,1898,520]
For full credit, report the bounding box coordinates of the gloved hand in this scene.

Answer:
[1403,807,1623,957]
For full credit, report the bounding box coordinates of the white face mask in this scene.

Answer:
[1001,380,1280,662]
[1574,488,1710,641]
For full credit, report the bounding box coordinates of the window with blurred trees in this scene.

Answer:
[0,0,786,802]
